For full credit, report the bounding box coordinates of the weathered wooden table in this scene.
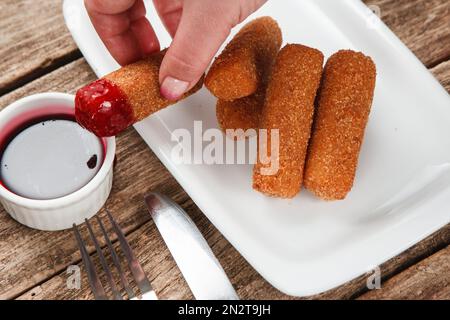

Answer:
[0,0,449,300]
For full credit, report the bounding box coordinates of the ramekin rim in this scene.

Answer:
[0,92,116,209]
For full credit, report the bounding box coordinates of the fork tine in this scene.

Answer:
[85,219,123,300]
[106,209,155,298]
[72,223,108,300]
[96,215,136,299]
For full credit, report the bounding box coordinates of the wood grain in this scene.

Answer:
[364,0,450,67]
[432,60,450,91]
[0,0,80,94]
[358,246,450,300]
[0,0,449,300]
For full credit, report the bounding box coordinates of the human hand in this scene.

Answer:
[84,0,267,100]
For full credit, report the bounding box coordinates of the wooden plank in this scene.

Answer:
[0,0,80,94]
[432,60,450,91]
[358,246,450,300]
[364,0,450,67]
[0,60,94,110]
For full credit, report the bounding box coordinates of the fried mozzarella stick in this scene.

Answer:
[253,44,324,198]
[304,50,377,200]
[205,17,282,100]
[215,17,281,137]
[75,50,204,137]
[216,85,265,138]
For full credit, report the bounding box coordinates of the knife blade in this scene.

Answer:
[145,192,239,300]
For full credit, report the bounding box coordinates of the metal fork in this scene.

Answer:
[73,209,157,300]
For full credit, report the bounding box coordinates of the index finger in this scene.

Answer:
[85,0,160,65]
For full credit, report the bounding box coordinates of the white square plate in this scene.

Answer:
[64,0,450,296]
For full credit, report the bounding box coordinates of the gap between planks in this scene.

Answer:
[358,245,450,300]
[0,50,82,97]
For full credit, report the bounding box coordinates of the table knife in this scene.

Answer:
[145,192,239,300]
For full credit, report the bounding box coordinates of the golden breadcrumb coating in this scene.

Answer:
[205,16,282,101]
[215,67,271,138]
[304,50,377,200]
[253,44,324,198]
[106,50,204,122]
[216,87,264,136]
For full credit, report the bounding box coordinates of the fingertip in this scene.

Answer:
[157,1,235,97]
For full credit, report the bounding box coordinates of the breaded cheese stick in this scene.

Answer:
[205,16,282,100]
[304,50,377,200]
[216,85,265,138]
[75,50,203,137]
[215,17,281,138]
[253,44,324,198]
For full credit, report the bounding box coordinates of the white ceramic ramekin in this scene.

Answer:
[0,92,115,231]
